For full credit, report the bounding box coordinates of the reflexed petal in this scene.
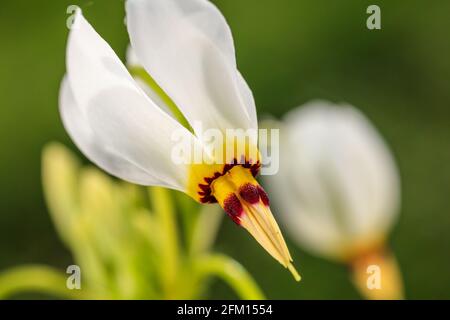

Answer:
[236,71,257,129]
[62,11,198,190]
[126,45,175,118]
[126,0,257,135]
[60,77,158,186]
[125,44,140,67]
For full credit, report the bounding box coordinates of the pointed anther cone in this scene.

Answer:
[349,246,404,300]
[211,165,301,282]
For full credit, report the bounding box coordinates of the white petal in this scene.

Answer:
[62,10,198,191]
[59,77,155,185]
[125,44,140,67]
[126,0,257,136]
[126,45,177,119]
[236,71,257,130]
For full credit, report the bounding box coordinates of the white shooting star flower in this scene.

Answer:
[263,101,403,298]
[59,0,300,280]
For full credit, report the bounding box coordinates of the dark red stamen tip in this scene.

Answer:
[239,183,260,204]
[257,185,270,206]
[223,194,243,225]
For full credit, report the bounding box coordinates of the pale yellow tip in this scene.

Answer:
[287,263,301,282]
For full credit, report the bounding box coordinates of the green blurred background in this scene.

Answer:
[0,0,449,299]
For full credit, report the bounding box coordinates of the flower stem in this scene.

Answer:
[148,187,180,297]
[349,246,404,300]
[195,254,265,300]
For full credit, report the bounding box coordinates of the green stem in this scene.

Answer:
[189,205,223,255]
[174,191,199,250]
[148,187,180,296]
[0,265,92,299]
[195,254,266,300]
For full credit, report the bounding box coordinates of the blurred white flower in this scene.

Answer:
[263,100,403,299]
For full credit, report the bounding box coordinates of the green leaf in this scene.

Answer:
[0,265,93,299]
[195,254,266,300]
